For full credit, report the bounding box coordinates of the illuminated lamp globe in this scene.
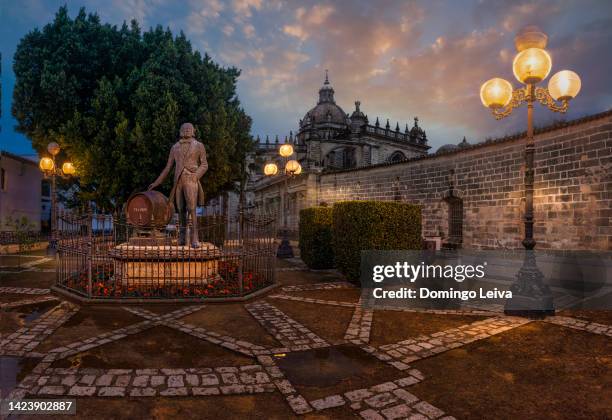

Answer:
[480,78,513,109]
[512,48,552,84]
[514,25,547,52]
[62,162,76,176]
[264,162,278,176]
[47,142,60,156]
[39,157,55,172]
[279,143,294,158]
[548,70,581,101]
[285,159,300,174]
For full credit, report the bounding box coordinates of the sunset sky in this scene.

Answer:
[1,0,611,156]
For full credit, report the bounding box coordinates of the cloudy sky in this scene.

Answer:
[1,0,611,156]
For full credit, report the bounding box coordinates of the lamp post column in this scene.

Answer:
[50,162,58,250]
[277,170,294,258]
[523,83,536,250]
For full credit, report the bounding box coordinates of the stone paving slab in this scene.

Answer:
[0,301,78,356]
[545,316,612,337]
[246,301,329,350]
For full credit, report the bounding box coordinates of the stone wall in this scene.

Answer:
[312,111,612,250]
[0,152,42,231]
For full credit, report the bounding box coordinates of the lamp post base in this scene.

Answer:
[276,229,294,259]
[503,251,555,319]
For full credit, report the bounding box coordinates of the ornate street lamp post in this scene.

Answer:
[39,142,76,250]
[264,139,302,258]
[480,26,581,317]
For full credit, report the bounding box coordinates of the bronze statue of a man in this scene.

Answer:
[149,123,208,248]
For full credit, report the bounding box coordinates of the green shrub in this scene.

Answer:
[332,201,421,282]
[299,207,334,269]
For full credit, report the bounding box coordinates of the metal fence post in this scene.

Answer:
[87,208,93,297]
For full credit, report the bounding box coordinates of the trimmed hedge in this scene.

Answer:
[299,207,334,269]
[332,201,421,282]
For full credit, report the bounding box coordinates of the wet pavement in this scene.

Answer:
[0,253,610,419]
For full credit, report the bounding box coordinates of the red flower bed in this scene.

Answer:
[62,260,270,299]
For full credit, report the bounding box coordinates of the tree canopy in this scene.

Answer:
[12,6,253,209]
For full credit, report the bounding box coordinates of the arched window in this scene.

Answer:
[388,151,406,163]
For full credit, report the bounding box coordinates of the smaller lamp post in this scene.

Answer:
[39,142,76,250]
[264,140,302,258]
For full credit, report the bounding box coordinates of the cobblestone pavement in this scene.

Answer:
[345,298,374,344]
[375,317,531,366]
[544,316,612,337]
[0,294,59,309]
[281,282,356,292]
[26,365,276,398]
[0,287,51,294]
[1,262,610,419]
[245,301,330,350]
[0,301,79,356]
[270,293,358,308]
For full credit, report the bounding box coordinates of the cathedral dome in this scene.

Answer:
[303,71,348,126]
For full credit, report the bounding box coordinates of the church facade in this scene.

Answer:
[253,73,429,175]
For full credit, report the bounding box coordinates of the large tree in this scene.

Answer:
[12,6,253,209]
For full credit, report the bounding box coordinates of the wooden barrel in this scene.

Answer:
[126,191,172,228]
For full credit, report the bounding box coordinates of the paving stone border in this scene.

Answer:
[36,306,205,364]
[545,316,612,337]
[270,293,358,308]
[125,306,272,357]
[246,301,329,351]
[257,354,314,414]
[21,365,275,398]
[0,295,59,309]
[0,301,78,356]
[307,373,454,420]
[376,317,531,365]
[281,282,356,292]
[345,299,374,344]
[0,287,51,295]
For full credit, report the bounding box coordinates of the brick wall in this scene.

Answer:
[314,111,612,250]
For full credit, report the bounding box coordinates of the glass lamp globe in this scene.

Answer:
[548,70,581,101]
[293,163,302,175]
[39,157,55,172]
[47,142,61,156]
[285,159,300,174]
[279,143,294,158]
[62,162,76,175]
[512,48,552,84]
[480,78,513,109]
[264,162,278,176]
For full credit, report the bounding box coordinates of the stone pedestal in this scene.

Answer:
[110,243,222,286]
